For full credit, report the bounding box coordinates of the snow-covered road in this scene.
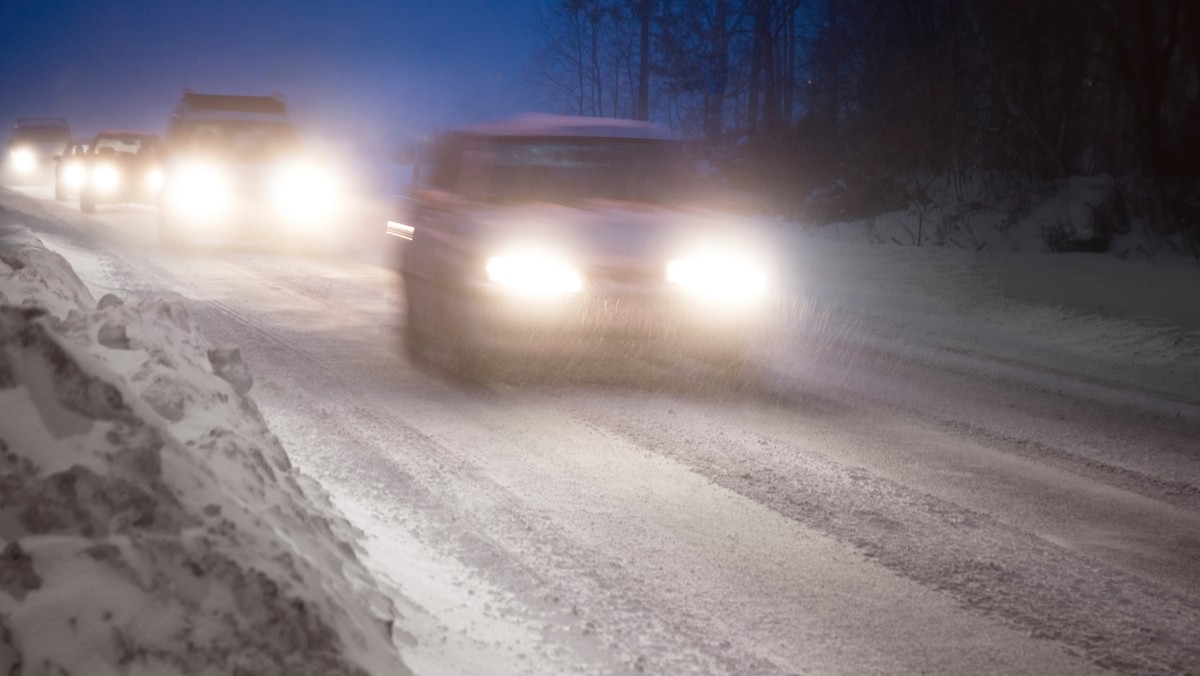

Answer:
[4,185,1199,675]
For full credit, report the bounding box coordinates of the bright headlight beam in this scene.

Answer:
[666,252,768,301]
[486,250,582,295]
[10,148,36,174]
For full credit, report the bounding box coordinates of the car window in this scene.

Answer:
[422,139,464,191]
[473,137,688,206]
[93,137,143,155]
[174,120,297,159]
[13,126,70,144]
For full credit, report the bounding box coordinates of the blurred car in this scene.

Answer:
[53,139,91,201]
[391,114,779,381]
[5,117,71,184]
[78,132,164,213]
[158,90,343,247]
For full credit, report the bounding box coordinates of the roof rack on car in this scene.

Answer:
[177,90,288,116]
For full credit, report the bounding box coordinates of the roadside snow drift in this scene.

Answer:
[0,222,409,675]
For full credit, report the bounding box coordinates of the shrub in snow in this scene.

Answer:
[0,224,409,675]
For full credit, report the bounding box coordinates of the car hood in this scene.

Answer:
[463,200,761,266]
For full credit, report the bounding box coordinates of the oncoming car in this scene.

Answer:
[5,117,71,184]
[391,114,780,381]
[78,132,164,213]
[53,139,91,201]
[158,90,344,248]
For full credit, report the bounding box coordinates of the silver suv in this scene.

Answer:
[392,114,778,382]
[158,90,342,247]
[6,118,71,184]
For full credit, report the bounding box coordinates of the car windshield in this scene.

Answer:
[12,126,69,144]
[478,138,688,206]
[93,137,146,155]
[174,120,297,160]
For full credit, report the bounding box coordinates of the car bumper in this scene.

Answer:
[463,283,772,358]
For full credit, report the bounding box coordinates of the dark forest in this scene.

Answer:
[530,0,1200,255]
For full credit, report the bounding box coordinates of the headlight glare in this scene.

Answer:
[271,163,340,218]
[62,162,86,189]
[486,249,582,296]
[666,251,768,302]
[10,148,37,174]
[167,163,231,218]
[91,164,121,194]
[146,167,164,191]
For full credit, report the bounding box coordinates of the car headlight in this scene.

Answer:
[666,250,768,302]
[166,163,232,218]
[10,147,36,174]
[62,161,86,189]
[486,248,582,296]
[270,163,341,219]
[90,163,121,194]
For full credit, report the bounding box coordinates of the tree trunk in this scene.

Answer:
[636,0,651,120]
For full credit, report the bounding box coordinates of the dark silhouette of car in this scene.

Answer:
[392,114,779,382]
[53,139,91,201]
[78,132,164,213]
[5,117,71,185]
[158,90,344,248]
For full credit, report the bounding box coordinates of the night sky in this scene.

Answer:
[0,0,541,157]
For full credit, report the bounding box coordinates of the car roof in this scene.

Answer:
[93,131,159,140]
[170,91,290,124]
[176,91,288,116]
[14,117,68,128]
[459,114,672,141]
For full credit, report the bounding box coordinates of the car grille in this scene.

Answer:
[586,264,662,288]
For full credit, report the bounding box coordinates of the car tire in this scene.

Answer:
[443,289,493,384]
[401,277,430,364]
[79,190,96,214]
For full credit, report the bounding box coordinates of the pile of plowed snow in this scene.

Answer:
[0,222,409,675]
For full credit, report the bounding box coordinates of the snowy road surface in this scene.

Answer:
[4,185,1199,675]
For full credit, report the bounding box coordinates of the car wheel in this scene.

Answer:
[440,286,492,384]
[401,277,430,363]
[79,190,96,214]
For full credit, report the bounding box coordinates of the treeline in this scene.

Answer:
[528,0,1200,247]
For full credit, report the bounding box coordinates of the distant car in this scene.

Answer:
[158,90,343,247]
[78,132,164,213]
[391,114,779,381]
[5,117,71,184]
[53,139,90,201]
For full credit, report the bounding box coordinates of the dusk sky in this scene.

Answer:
[0,0,542,156]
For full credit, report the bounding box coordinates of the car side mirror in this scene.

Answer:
[386,195,416,241]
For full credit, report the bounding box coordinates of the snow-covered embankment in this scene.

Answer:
[0,221,410,675]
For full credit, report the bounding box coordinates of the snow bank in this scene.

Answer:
[808,174,1150,256]
[0,222,409,675]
